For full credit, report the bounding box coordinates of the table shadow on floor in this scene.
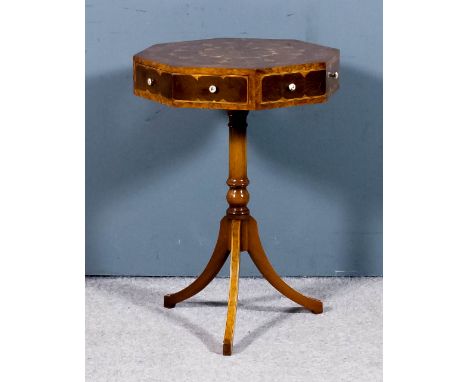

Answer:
[88,277,352,354]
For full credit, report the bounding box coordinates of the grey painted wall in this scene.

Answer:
[86,0,382,276]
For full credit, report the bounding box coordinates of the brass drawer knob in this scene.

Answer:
[288,83,296,92]
[328,71,339,79]
[209,85,217,93]
[147,77,155,86]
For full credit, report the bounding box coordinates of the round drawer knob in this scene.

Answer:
[147,77,155,86]
[209,85,217,93]
[288,83,296,91]
[328,71,339,79]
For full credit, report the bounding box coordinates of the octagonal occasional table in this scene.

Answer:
[133,38,340,355]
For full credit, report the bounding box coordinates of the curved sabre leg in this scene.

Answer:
[247,217,323,314]
[164,217,230,308]
[223,219,241,356]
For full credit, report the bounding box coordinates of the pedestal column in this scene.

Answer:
[226,110,250,218]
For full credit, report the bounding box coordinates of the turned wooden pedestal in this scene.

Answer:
[133,38,340,355]
[164,110,323,355]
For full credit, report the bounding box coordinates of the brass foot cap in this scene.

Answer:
[163,295,176,309]
[310,301,323,314]
[223,342,232,356]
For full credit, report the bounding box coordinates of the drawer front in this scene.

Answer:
[261,70,326,102]
[173,75,247,103]
[134,64,173,99]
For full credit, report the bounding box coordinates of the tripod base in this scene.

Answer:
[164,215,323,356]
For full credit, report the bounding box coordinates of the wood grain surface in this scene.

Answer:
[133,38,339,110]
[223,219,241,356]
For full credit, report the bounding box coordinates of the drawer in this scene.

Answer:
[134,64,173,99]
[261,70,326,102]
[173,75,248,103]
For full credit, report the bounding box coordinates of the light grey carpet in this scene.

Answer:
[86,277,382,382]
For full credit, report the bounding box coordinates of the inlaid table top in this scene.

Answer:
[133,38,340,110]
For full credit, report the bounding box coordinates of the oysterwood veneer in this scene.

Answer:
[133,38,340,355]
